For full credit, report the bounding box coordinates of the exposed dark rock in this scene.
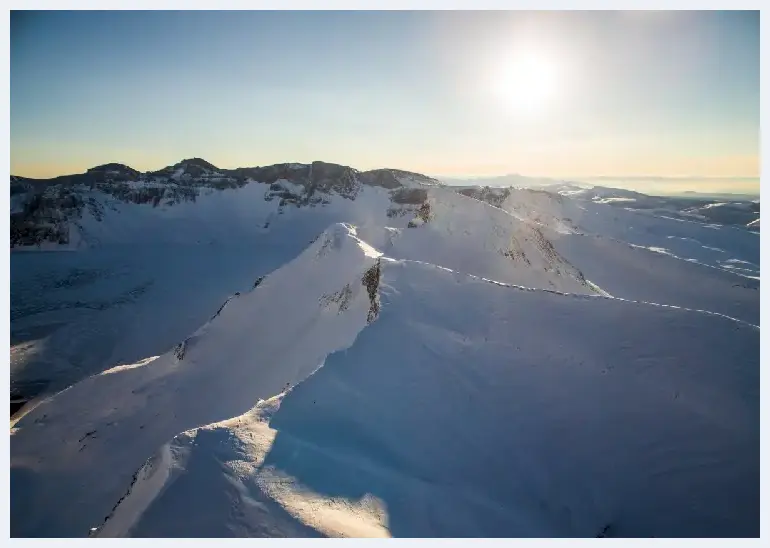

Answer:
[359,168,439,189]
[458,186,512,208]
[173,340,186,361]
[407,202,432,228]
[319,284,353,313]
[362,260,381,324]
[359,169,401,189]
[416,202,431,223]
[390,188,428,205]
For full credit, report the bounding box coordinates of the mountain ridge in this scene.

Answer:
[10,158,443,249]
[10,158,442,187]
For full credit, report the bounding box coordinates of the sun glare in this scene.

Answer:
[493,52,560,115]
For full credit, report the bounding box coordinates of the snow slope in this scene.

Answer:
[551,234,759,325]
[489,188,760,279]
[379,188,593,293]
[11,224,380,536]
[11,224,758,537]
[11,181,603,401]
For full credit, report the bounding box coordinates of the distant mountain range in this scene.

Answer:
[436,174,759,199]
[10,158,441,248]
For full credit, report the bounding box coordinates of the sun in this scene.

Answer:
[493,52,560,115]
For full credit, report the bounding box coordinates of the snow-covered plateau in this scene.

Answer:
[10,160,759,537]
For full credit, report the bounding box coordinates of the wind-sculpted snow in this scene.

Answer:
[11,224,758,538]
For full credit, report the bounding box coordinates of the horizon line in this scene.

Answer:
[9,156,759,183]
[434,174,760,181]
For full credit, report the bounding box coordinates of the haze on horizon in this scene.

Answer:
[11,11,759,194]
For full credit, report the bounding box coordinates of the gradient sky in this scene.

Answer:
[11,11,760,189]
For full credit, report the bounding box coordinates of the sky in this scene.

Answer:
[10,11,760,192]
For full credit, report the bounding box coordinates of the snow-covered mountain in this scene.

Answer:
[10,159,439,249]
[10,160,760,537]
[451,180,760,230]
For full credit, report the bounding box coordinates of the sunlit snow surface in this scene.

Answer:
[10,182,759,537]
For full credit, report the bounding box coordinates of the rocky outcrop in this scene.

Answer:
[407,202,432,228]
[319,284,354,313]
[10,186,84,247]
[458,186,511,208]
[390,188,428,205]
[362,260,381,324]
